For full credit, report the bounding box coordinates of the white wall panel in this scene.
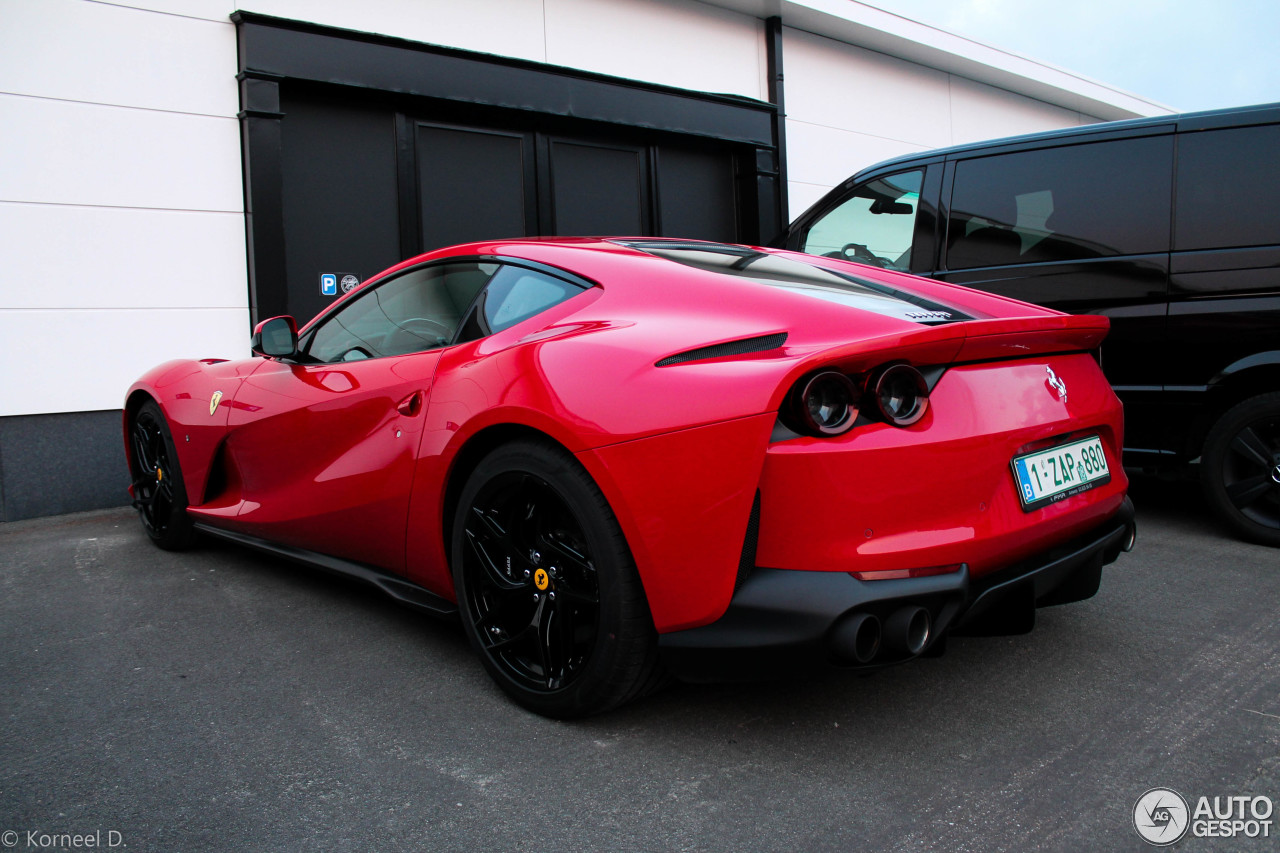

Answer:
[784,26,950,149]
[785,118,928,190]
[0,202,247,311]
[781,25,1102,214]
[0,94,242,212]
[545,0,764,100]
[787,180,831,220]
[88,0,232,21]
[237,0,548,63]
[948,75,1093,145]
[1,0,237,116]
[0,308,250,416]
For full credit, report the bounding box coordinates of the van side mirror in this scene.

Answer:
[252,316,299,358]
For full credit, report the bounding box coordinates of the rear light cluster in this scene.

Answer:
[784,363,931,437]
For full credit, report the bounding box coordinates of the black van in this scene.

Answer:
[779,102,1280,547]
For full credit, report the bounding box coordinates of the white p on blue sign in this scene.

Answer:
[320,273,338,296]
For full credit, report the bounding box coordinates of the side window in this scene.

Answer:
[1175,123,1280,251]
[945,136,1172,270]
[304,262,494,363]
[456,266,585,341]
[801,170,922,271]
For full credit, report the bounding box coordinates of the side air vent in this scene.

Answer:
[656,333,787,367]
[735,491,761,594]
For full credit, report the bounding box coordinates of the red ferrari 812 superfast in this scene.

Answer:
[126,238,1135,716]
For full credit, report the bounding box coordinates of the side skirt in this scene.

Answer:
[192,523,458,618]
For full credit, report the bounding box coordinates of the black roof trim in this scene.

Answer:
[850,101,1280,180]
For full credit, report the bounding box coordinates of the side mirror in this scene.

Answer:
[251,315,299,358]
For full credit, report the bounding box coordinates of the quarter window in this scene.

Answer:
[801,170,923,271]
[1175,123,1280,251]
[945,136,1172,270]
[455,266,586,341]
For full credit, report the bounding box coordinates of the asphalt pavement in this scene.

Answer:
[1,477,1277,852]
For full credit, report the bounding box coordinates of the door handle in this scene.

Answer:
[396,391,424,417]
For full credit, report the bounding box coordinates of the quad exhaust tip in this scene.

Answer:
[884,606,931,657]
[831,612,881,664]
[832,605,934,664]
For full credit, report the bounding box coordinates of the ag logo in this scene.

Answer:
[533,568,550,591]
[1133,787,1190,845]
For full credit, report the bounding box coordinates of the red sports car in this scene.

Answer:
[125,238,1135,717]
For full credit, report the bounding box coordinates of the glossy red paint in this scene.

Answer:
[205,351,441,571]
[756,352,1127,580]
[125,237,1131,638]
[124,358,263,501]
[577,413,775,632]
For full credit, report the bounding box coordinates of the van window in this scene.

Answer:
[945,136,1173,270]
[802,170,922,271]
[1175,123,1280,251]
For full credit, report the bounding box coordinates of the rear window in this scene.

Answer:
[618,240,970,324]
[946,136,1173,270]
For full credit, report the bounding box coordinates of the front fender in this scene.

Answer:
[124,358,265,503]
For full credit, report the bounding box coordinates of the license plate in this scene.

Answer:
[1011,435,1111,511]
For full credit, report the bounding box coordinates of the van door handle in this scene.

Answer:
[396,391,424,417]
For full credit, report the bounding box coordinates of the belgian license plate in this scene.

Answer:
[1011,435,1111,511]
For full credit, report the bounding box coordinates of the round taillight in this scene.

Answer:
[795,371,859,436]
[872,364,930,427]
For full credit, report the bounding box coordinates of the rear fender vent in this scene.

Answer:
[656,333,787,367]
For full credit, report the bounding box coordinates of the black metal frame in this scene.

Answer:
[234,12,787,326]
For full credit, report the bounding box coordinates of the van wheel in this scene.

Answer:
[1201,393,1280,547]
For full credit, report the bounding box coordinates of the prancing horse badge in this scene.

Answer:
[1045,367,1067,400]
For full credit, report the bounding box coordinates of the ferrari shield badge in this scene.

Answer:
[210,390,223,416]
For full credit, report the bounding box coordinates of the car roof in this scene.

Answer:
[414,235,1050,324]
[849,100,1280,179]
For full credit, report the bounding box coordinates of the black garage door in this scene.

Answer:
[237,14,783,327]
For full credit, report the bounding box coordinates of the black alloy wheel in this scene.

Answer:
[129,400,195,550]
[452,440,663,717]
[463,472,600,691]
[1202,392,1280,548]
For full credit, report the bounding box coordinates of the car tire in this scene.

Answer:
[128,399,196,551]
[1201,392,1280,548]
[451,439,664,717]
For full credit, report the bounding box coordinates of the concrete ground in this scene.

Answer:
[1,478,1277,852]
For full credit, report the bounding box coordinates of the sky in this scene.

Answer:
[858,0,1280,113]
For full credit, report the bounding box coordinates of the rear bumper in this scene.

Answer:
[658,496,1135,682]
